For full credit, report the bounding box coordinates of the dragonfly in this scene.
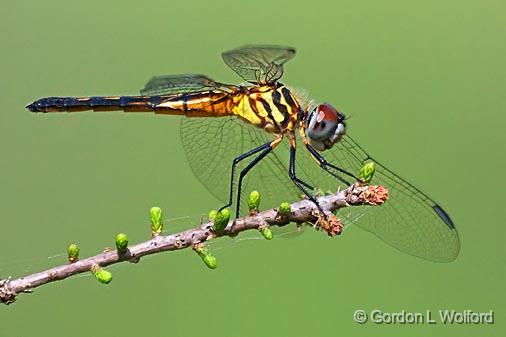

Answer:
[26,45,460,262]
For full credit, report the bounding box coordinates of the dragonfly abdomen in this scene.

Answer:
[27,92,236,117]
[26,96,165,113]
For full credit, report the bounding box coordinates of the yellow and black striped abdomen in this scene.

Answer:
[231,85,301,133]
[26,90,237,117]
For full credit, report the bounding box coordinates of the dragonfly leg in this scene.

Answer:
[219,137,282,218]
[305,143,359,185]
[288,145,325,214]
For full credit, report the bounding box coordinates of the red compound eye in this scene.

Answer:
[317,103,338,123]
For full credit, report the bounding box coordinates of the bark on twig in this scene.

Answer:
[0,183,388,305]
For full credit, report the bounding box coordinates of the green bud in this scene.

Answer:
[247,191,261,211]
[259,226,273,240]
[201,253,218,269]
[213,209,230,233]
[150,206,163,235]
[359,161,375,183]
[278,202,291,216]
[95,269,113,284]
[194,245,217,269]
[67,243,80,263]
[91,265,113,284]
[208,209,218,221]
[115,233,128,254]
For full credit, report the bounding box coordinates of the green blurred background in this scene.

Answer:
[1,0,504,335]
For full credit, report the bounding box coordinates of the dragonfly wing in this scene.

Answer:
[140,74,230,96]
[293,134,460,262]
[222,45,296,84]
[180,116,301,215]
[182,112,459,261]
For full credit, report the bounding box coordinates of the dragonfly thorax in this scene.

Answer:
[305,103,346,151]
[232,84,301,134]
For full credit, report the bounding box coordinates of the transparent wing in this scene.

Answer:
[338,136,459,262]
[274,133,460,262]
[222,45,296,85]
[140,74,228,96]
[181,115,459,262]
[180,116,301,216]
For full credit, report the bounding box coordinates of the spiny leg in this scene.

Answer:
[233,146,273,217]
[288,143,325,214]
[294,176,314,191]
[219,141,272,213]
[305,143,359,185]
[219,136,282,217]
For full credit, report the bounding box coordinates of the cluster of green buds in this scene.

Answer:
[67,243,80,263]
[115,233,129,254]
[193,244,217,269]
[91,264,113,284]
[358,162,376,184]
[150,206,163,237]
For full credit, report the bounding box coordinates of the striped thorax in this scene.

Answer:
[231,84,301,134]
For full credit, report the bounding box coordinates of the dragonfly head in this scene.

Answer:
[305,103,346,151]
